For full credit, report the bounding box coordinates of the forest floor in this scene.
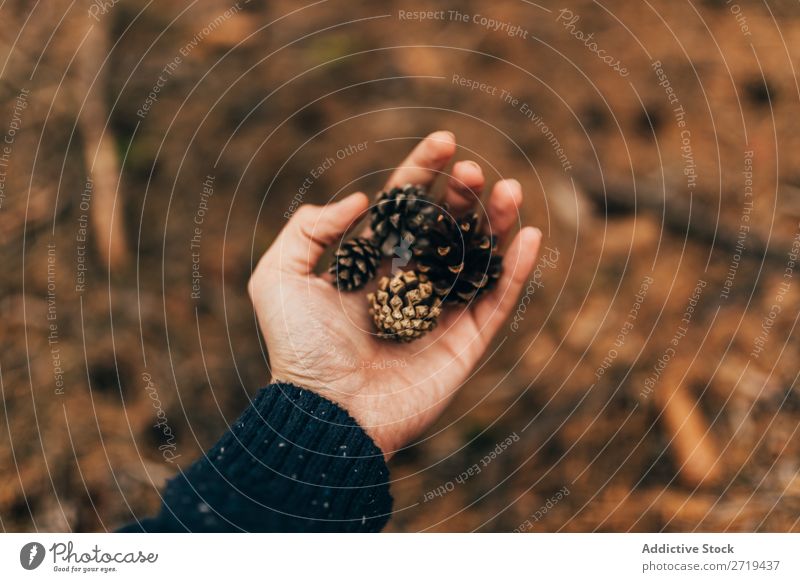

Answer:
[1,0,799,532]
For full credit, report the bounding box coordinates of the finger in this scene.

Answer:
[473,227,542,340]
[485,179,523,245]
[383,130,456,192]
[444,160,485,214]
[264,193,369,276]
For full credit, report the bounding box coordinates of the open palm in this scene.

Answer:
[248,131,541,456]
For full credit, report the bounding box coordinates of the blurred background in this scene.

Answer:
[1,0,799,532]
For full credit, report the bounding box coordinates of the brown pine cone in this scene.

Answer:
[414,211,503,303]
[367,270,442,342]
[370,184,436,256]
[328,237,381,291]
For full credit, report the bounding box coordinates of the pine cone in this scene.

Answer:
[328,237,381,291]
[415,211,503,303]
[367,270,442,342]
[370,184,436,256]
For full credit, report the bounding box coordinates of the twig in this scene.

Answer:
[575,171,779,262]
[656,376,723,487]
[76,20,128,268]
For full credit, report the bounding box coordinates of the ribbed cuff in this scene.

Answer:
[119,383,392,532]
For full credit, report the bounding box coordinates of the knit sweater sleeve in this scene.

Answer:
[117,383,393,532]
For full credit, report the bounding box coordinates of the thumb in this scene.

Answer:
[268,192,369,275]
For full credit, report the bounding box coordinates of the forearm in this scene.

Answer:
[118,383,393,532]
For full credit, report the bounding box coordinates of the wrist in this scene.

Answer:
[269,375,394,459]
[270,372,398,461]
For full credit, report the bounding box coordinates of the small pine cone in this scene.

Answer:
[415,211,503,303]
[328,237,381,291]
[367,270,442,342]
[370,184,436,256]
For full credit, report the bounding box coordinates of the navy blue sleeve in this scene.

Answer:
[117,383,393,532]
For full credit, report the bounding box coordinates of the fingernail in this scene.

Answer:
[453,160,481,176]
[338,192,365,205]
[428,131,456,160]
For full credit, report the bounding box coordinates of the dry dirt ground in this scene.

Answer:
[1,0,799,532]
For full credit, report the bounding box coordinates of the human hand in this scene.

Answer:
[248,131,542,457]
